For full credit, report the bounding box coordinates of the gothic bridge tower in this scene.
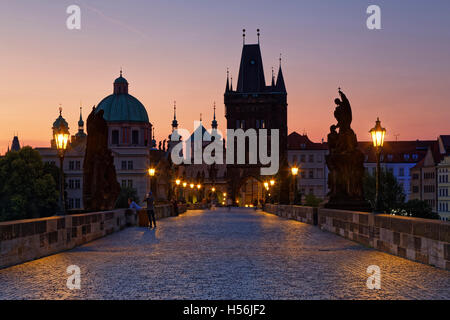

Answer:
[225,30,289,205]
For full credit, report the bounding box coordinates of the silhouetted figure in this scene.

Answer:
[145,191,156,228]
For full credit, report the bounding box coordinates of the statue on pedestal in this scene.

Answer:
[325,90,370,211]
[83,106,120,211]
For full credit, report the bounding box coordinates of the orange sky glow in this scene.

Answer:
[1,1,449,154]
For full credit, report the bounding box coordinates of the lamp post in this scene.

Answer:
[182,182,187,201]
[53,108,70,215]
[291,166,299,204]
[148,167,156,195]
[370,117,386,213]
[175,179,181,200]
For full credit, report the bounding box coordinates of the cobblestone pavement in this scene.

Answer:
[0,208,449,299]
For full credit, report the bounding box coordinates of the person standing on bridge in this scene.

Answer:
[145,192,156,229]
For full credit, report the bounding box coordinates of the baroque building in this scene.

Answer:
[37,72,158,210]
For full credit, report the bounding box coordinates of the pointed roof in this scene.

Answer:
[11,136,20,152]
[236,44,266,93]
[275,65,286,93]
[225,69,230,93]
[78,107,84,127]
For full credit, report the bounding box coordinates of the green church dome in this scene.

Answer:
[95,72,149,123]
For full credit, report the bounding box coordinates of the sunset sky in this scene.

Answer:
[1,0,449,154]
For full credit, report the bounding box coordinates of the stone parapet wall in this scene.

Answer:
[264,204,317,225]
[0,204,183,269]
[264,205,450,270]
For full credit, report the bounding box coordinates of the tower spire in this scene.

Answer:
[225,68,230,92]
[171,100,178,130]
[242,28,246,45]
[257,28,260,44]
[276,53,286,93]
[211,102,218,129]
[230,76,233,91]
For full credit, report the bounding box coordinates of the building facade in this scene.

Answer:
[437,155,450,220]
[224,36,288,205]
[287,132,328,200]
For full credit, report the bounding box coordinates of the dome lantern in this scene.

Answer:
[113,69,129,94]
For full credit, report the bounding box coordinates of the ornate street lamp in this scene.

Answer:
[291,166,299,204]
[370,117,386,213]
[270,179,275,186]
[52,107,70,215]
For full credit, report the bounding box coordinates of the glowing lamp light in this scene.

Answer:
[148,168,156,176]
[264,182,269,188]
[212,187,216,192]
[370,117,386,148]
[190,183,194,189]
[197,184,201,189]
[175,179,181,185]
[223,192,227,197]
[183,182,187,188]
[54,132,70,151]
[291,167,299,176]
[270,179,275,186]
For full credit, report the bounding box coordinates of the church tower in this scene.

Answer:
[225,30,289,204]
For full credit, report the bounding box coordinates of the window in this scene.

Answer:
[132,130,139,145]
[309,155,314,163]
[75,180,81,189]
[255,120,265,129]
[387,154,393,161]
[127,161,133,170]
[412,154,418,161]
[68,180,74,189]
[308,170,314,179]
[399,168,404,177]
[412,186,419,193]
[75,161,81,170]
[404,154,410,161]
[412,174,419,180]
[309,188,314,195]
[112,130,119,145]
[68,198,74,209]
[75,198,81,209]
[128,180,133,188]
[121,161,127,170]
[121,180,127,188]
[300,155,306,163]
[69,161,74,170]
[301,170,306,178]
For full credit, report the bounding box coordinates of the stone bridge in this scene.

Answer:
[0,207,449,299]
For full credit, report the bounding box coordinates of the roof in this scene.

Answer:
[96,94,149,123]
[358,140,438,163]
[236,44,266,93]
[114,75,128,84]
[439,135,450,154]
[287,132,327,150]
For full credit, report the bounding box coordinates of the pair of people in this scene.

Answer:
[127,192,156,229]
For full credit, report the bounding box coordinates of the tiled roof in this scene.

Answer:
[288,132,327,150]
[358,140,438,163]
